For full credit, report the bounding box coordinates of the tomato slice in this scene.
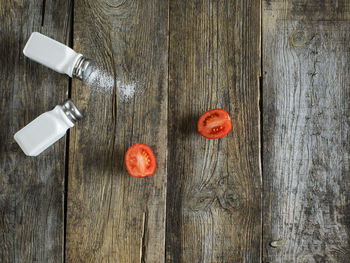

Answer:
[197,109,232,139]
[125,143,156,178]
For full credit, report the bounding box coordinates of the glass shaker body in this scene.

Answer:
[23,32,91,80]
[14,100,82,156]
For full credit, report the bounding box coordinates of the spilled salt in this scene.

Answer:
[84,70,114,91]
[82,64,114,93]
[117,80,136,101]
[81,63,140,101]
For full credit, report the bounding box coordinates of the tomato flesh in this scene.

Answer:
[197,109,232,139]
[125,143,156,178]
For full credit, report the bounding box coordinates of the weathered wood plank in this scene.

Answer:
[66,0,168,262]
[262,1,350,262]
[0,0,72,262]
[166,1,261,262]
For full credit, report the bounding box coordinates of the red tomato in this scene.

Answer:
[197,109,232,139]
[125,143,156,178]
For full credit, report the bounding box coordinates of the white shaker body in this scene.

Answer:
[23,32,82,77]
[14,106,74,156]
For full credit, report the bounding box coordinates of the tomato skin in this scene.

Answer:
[125,143,156,178]
[197,109,232,139]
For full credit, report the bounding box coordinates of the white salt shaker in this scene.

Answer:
[14,100,83,156]
[23,32,93,80]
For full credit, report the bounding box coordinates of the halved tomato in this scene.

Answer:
[125,143,156,178]
[197,109,232,139]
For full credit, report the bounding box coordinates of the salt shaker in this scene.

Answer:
[23,32,93,80]
[14,100,83,156]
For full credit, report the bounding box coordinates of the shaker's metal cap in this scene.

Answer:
[61,99,83,124]
[72,56,93,80]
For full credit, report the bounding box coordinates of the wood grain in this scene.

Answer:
[166,1,261,262]
[0,0,72,262]
[66,0,168,262]
[262,1,350,262]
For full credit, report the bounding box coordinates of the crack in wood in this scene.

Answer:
[63,0,74,46]
[41,0,46,27]
[140,211,148,263]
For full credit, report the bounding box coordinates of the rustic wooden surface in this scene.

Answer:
[0,0,72,262]
[262,0,350,262]
[65,0,168,262]
[166,0,261,262]
[2,0,350,262]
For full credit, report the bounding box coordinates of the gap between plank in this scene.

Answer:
[259,0,264,262]
[64,1,74,263]
[164,0,170,261]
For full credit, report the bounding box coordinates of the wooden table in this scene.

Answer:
[1,0,349,262]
